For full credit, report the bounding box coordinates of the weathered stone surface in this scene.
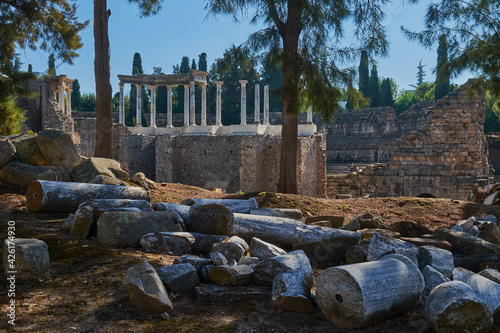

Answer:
[1,162,58,188]
[418,245,454,278]
[123,260,173,313]
[78,199,152,212]
[131,172,156,189]
[422,265,450,299]
[211,236,248,262]
[293,225,361,268]
[467,225,480,237]
[238,256,260,267]
[36,129,81,168]
[181,198,258,213]
[140,232,195,255]
[249,237,287,261]
[345,240,370,264]
[305,215,345,228]
[271,273,314,313]
[154,202,190,221]
[309,221,333,228]
[199,264,215,284]
[478,268,500,284]
[484,192,499,205]
[0,136,16,167]
[187,203,234,235]
[156,263,200,293]
[71,157,128,183]
[250,208,303,221]
[341,218,360,231]
[359,228,400,240]
[425,281,492,333]
[252,250,313,287]
[26,180,150,213]
[209,265,254,286]
[453,254,500,272]
[401,237,452,251]
[61,213,76,231]
[97,211,183,248]
[453,267,500,314]
[367,233,418,263]
[435,228,500,255]
[456,218,475,232]
[195,284,272,303]
[70,206,94,239]
[174,254,211,273]
[210,252,228,266]
[10,134,45,166]
[3,238,50,280]
[89,175,129,186]
[350,212,388,230]
[191,233,227,255]
[316,254,424,329]
[478,223,500,245]
[482,215,498,223]
[388,221,431,238]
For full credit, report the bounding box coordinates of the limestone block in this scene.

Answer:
[70,206,94,239]
[71,157,128,183]
[479,268,500,284]
[453,254,500,272]
[78,199,152,212]
[401,237,452,251]
[61,213,76,231]
[358,228,400,240]
[422,265,450,299]
[388,221,431,238]
[89,175,129,186]
[456,218,475,232]
[187,203,234,236]
[350,212,389,230]
[250,208,303,221]
[252,250,313,287]
[249,237,287,261]
[484,192,499,205]
[0,162,58,188]
[341,218,360,231]
[345,239,370,264]
[211,236,248,262]
[293,225,361,268]
[36,129,81,168]
[467,225,480,236]
[453,267,500,314]
[210,252,228,266]
[209,265,254,287]
[271,272,314,313]
[200,264,215,284]
[418,245,454,278]
[10,134,45,166]
[190,233,227,255]
[181,198,258,213]
[316,254,424,329]
[3,238,50,280]
[140,232,195,255]
[154,202,190,221]
[156,263,200,293]
[97,211,183,248]
[123,260,173,313]
[173,254,211,273]
[131,172,156,189]
[435,228,500,255]
[425,281,492,333]
[478,223,500,245]
[238,257,260,268]
[0,136,16,167]
[367,233,418,263]
[195,284,272,303]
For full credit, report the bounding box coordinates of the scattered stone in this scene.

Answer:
[401,237,452,251]
[252,250,313,287]
[195,284,272,303]
[309,221,332,228]
[157,263,200,293]
[335,194,353,199]
[453,254,500,272]
[70,205,95,239]
[293,225,361,268]
[418,245,454,278]
[478,268,500,284]
[366,233,418,263]
[271,273,314,313]
[97,211,183,248]
[36,129,81,169]
[422,265,450,300]
[187,203,234,236]
[358,228,400,240]
[140,232,195,255]
[238,257,260,268]
[351,212,389,230]
[467,225,480,236]
[0,162,59,188]
[174,254,212,273]
[209,265,254,286]
[2,238,50,280]
[484,192,499,205]
[425,281,492,333]
[434,228,500,255]
[345,239,370,264]
[71,157,128,183]
[123,260,173,313]
[250,208,303,221]
[341,217,360,231]
[211,236,248,262]
[199,264,215,284]
[453,267,500,314]
[154,202,190,221]
[191,233,227,255]
[210,252,228,266]
[0,136,16,167]
[10,134,45,166]
[249,237,287,261]
[131,172,156,189]
[78,199,152,212]
[478,223,500,245]
[160,312,170,321]
[456,218,475,231]
[483,215,498,223]
[316,254,424,329]
[388,221,431,238]
[89,175,129,186]
[450,224,467,233]
[61,213,76,231]
[181,198,258,213]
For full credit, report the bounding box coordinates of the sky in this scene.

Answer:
[18,0,474,95]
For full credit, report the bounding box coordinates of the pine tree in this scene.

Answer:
[358,50,369,98]
[198,52,208,72]
[416,60,426,86]
[435,34,450,99]
[380,78,394,107]
[369,64,380,107]
[71,79,81,111]
[48,54,56,76]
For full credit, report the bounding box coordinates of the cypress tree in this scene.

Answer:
[416,60,426,86]
[127,53,149,125]
[174,56,191,114]
[435,34,451,99]
[198,52,208,72]
[48,54,56,76]
[358,50,369,98]
[28,64,33,73]
[369,64,380,107]
[191,59,197,70]
[180,56,190,73]
[71,79,81,111]
[380,78,394,107]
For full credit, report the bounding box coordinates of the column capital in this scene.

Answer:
[239,80,248,85]
[190,81,195,87]
[166,85,173,91]
[199,83,208,89]
[215,81,223,86]
[67,89,73,94]
[119,82,124,88]
[149,85,157,90]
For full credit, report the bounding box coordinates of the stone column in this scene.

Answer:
[254,84,260,124]
[119,83,125,125]
[263,85,270,125]
[183,84,189,126]
[136,84,142,127]
[167,85,173,127]
[150,85,157,128]
[58,85,64,113]
[189,81,196,126]
[66,89,72,117]
[307,106,313,124]
[215,81,223,126]
[201,83,207,126]
[239,80,248,125]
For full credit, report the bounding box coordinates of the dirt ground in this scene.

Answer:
[1,181,500,333]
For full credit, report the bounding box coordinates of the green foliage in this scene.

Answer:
[198,52,208,72]
[71,79,81,111]
[127,53,149,125]
[435,34,451,99]
[369,64,380,107]
[48,54,56,76]
[180,56,190,73]
[28,64,33,73]
[345,85,370,110]
[416,60,426,86]
[358,50,369,98]
[394,82,435,115]
[172,56,191,114]
[260,51,283,113]
[380,78,394,107]
[0,96,25,135]
[484,91,500,134]
[191,59,197,70]
[79,93,96,111]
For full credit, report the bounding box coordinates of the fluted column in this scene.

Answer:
[150,85,157,128]
[167,85,173,128]
[263,85,270,125]
[189,81,196,126]
[307,106,313,124]
[239,80,248,125]
[58,85,64,113]
[254,84,260,124]
[201,83,207,126]
[183,84,190,126]
[119,83,124,125]
[66,89,72,117]
[215,81,223,126]
[136,84,142,127]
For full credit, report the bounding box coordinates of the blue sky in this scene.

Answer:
[18,0,473,95]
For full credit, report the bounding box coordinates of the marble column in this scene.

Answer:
[263,85,270,125]
[215,81,223,126]
[189,81,196,126]
[66,89,72,117]
[167,85,173,127]
[58,85,64,113]
[201,83,207,126]
[136,84,142,127]
[183,84,189,126]
[119,83,125,125]
[150,85,157,128]
[307,106,313,124]
[254,84,260,124]
[239,80,248,125]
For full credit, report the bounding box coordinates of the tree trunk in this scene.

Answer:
[94,0,113,158]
